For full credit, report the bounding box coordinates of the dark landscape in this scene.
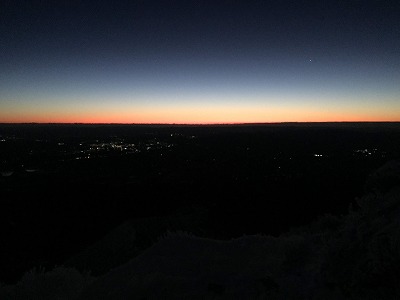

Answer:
[1,0,400,298]
[1,122,400,298]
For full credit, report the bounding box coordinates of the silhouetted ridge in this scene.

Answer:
[1,160,400,299]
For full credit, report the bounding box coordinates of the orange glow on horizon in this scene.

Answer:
[1,95,399,124]
[1,103,399,124]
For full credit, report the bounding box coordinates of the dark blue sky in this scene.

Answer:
[1,0,399,123]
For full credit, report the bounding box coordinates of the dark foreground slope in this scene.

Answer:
[1,160,400,299]
[2,123,399,285]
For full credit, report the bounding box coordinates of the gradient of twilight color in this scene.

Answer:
[1,1,399,124]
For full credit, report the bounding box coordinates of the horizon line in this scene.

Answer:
[1,121,399,126]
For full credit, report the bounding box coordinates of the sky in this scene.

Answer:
[0,0,399,124]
